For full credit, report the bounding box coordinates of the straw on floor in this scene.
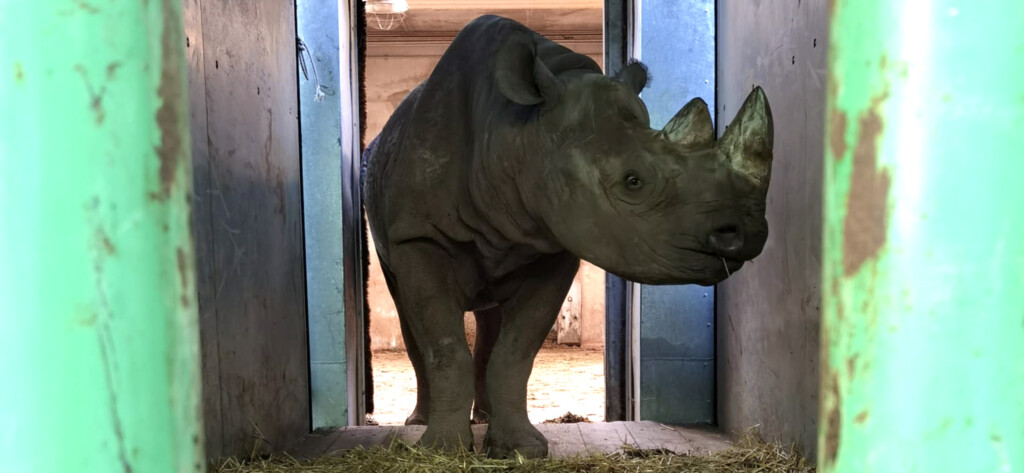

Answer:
[212,428,815,473]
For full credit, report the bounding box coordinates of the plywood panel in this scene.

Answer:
[195,0,310,458]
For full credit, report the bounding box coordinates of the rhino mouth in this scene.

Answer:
[616,247,746,286]
[692,249,745,270]
[692,250,745,281]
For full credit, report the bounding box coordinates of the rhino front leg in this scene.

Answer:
[483,252,580,459]
[472,306,502,424]
[383,242,474,450]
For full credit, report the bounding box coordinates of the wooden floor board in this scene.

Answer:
[287,421,732,459]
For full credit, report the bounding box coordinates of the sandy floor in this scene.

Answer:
[369,345,605,425]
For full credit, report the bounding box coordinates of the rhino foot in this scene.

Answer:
[483,419,548,459]
[404,409,428,426]
[416,422,473,452]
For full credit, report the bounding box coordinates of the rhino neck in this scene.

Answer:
[464,113,563,257]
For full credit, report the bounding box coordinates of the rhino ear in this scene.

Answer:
[615,61,648,95]
[494,32,563,109]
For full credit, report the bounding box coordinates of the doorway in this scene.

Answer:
[360,0,609,427]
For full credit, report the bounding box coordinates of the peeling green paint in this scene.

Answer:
[822,1,1024,472]
[0,0,204,471]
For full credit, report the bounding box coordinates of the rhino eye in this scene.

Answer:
[624,173,644,190]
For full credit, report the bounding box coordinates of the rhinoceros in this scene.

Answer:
[361,15,773,458]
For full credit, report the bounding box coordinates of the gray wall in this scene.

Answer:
[715,0,829,459]
[184,0,310,460]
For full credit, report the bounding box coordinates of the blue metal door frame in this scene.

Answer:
[297,0,364,429]
[605,0,718,425]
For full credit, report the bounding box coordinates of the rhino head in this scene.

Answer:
[495,35,774,286]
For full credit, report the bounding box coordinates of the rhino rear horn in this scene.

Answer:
[660,97,715,148]
[719,86,774,185]
[494,32,563,110]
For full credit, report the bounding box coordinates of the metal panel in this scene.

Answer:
[0,0,204,470]
[194,0,310,457]
[716,0,828,457]
[602,0,631,422]
[339,0,367,427]
[637,286,715,423]
[822,2,1024,472]
[634,0,716,425]
[297,0,348,430]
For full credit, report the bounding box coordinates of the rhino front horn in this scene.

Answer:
[660,97,715,148]
[719,86,774,185]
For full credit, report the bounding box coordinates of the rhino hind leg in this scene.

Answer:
[471,306,502,424]
[398,307,430,426]
[482,252,580,459]
[382,243,474,450]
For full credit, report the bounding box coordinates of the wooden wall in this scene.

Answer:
[184,0,310,460]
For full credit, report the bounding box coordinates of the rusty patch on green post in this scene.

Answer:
[829,110,847,162]
[827,77,847,163]
[177,247,190,308]
[842,91,891,277]
[154,0,186,201]
[823,370,841,466]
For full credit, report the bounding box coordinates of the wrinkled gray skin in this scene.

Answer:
[362,15,773,459]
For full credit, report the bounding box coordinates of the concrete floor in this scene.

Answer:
[291,421,733,460]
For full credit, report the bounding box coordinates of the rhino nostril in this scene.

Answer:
[708,225,744,253]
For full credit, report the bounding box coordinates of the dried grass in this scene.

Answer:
[212,427,814,473]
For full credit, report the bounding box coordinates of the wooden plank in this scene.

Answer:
[623,421,694,454]
[328,426,397,453]
[678,425,734,454]
[198,0,309,458]
[578,421,636,455]
[472,424,488,453]
[289,430,344,460]
[536,423,586,458]
[578,261,606,348]
[367,7,603,37]
[366,38,602,59]
[386,425,426,446]
[183,0,223,461]
[405,0,602,9]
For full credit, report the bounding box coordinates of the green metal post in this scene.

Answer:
[822,2,1024,472]
[0,1,204,472]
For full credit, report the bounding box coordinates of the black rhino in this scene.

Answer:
[361,15,773,458]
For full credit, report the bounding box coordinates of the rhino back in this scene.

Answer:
[363,15,600,276]
[364,17,525,252]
